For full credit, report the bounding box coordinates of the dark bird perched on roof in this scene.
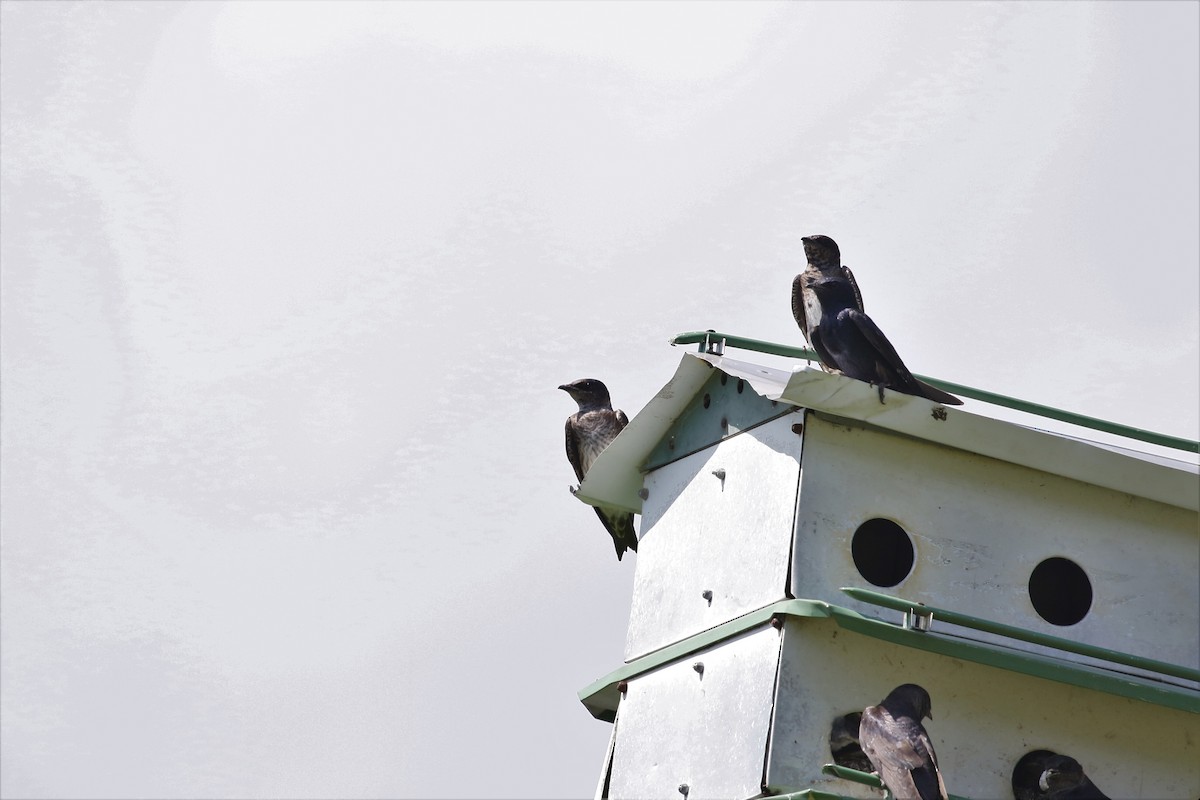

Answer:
[559,378,639,561]
[858,684,948,800]
[1012,750,1112,800]
[829,711,873,773]
[808,276,963,406]
[792,234,864,373]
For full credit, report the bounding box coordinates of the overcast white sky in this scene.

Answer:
[1,2,1197,798]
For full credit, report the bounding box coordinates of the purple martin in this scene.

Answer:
[1012,750,1112,800]
[859,684,949,800]
[829,711,873,773]
[559,378,638,561]
[792,234,863,373]
[808,276,963,405]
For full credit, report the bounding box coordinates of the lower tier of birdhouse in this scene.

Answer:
[584,606,1200,800]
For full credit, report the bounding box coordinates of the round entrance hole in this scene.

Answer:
[1029,557,1092,626]
[851,518,914,587]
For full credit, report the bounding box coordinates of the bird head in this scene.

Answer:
[886,683,935,720]
[558,378,613,411]
[808,275,857,305]
[801,234,841,268]
[828,711,863,750]
[1039,755,1085,793]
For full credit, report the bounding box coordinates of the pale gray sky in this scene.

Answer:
[1,2,1197,798]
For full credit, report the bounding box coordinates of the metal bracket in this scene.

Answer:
[903,606,934,632]
[700,330,726,356]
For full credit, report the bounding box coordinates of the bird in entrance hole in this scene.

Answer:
[1012,749,1112,800]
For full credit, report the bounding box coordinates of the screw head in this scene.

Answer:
[617,681,628,694]
[692,661,704,675]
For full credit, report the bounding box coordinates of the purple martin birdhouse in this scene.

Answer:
[575,337,1199,800]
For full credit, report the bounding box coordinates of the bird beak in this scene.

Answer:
[557,384,569,391]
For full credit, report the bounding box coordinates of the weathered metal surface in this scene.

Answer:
[593,724,617,800]
[766,616,1200,799]
[780,368,1198,511]
[791,415,1200,687]
[608,626,783,800]
[624,413,803,661]
[643,369,792,471]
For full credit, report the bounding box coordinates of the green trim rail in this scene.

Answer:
[761,790,870,800]
[812,765,973,800]
[578,599,1200,722]
[842,587,1200,684]
[820,764,883,789]
[670,330,1200,454]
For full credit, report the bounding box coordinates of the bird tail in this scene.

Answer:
[595,507,639,561]
[915,379,963,406]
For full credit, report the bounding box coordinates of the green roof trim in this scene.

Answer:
[842,587,1200,684]
[577,600,833,722]
[669,330,1200,454]
[578,599,1200,721]
[819,763,883,788]
[761,790,877,800]
[760,790,870,800]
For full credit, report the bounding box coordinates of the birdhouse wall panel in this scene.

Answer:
[643,369,793,471]
[765,616,1200,799]
[790,416,1200,677]
[625,414,804,661]
[608,626,783,800]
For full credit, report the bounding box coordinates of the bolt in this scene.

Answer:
[701,589,713,604]
[702,393,711,409]
[791,423,804,435]
[711,468,726,481]
[692,661,704,676]
[617,681,628,694]
[771,616,783,630]
[678,784,690,798]
[638,488,649,500]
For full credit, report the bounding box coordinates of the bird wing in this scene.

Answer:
[564,417,585,483]
[791,273,810,342]
[860,707,946,800]
[843,309,917,384]
[616,409,629,429]
[809,326,841,374]
[841,265,865,312]
[1066,777,1112,800]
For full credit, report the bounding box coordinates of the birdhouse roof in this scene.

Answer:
[576,348,1199,515]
